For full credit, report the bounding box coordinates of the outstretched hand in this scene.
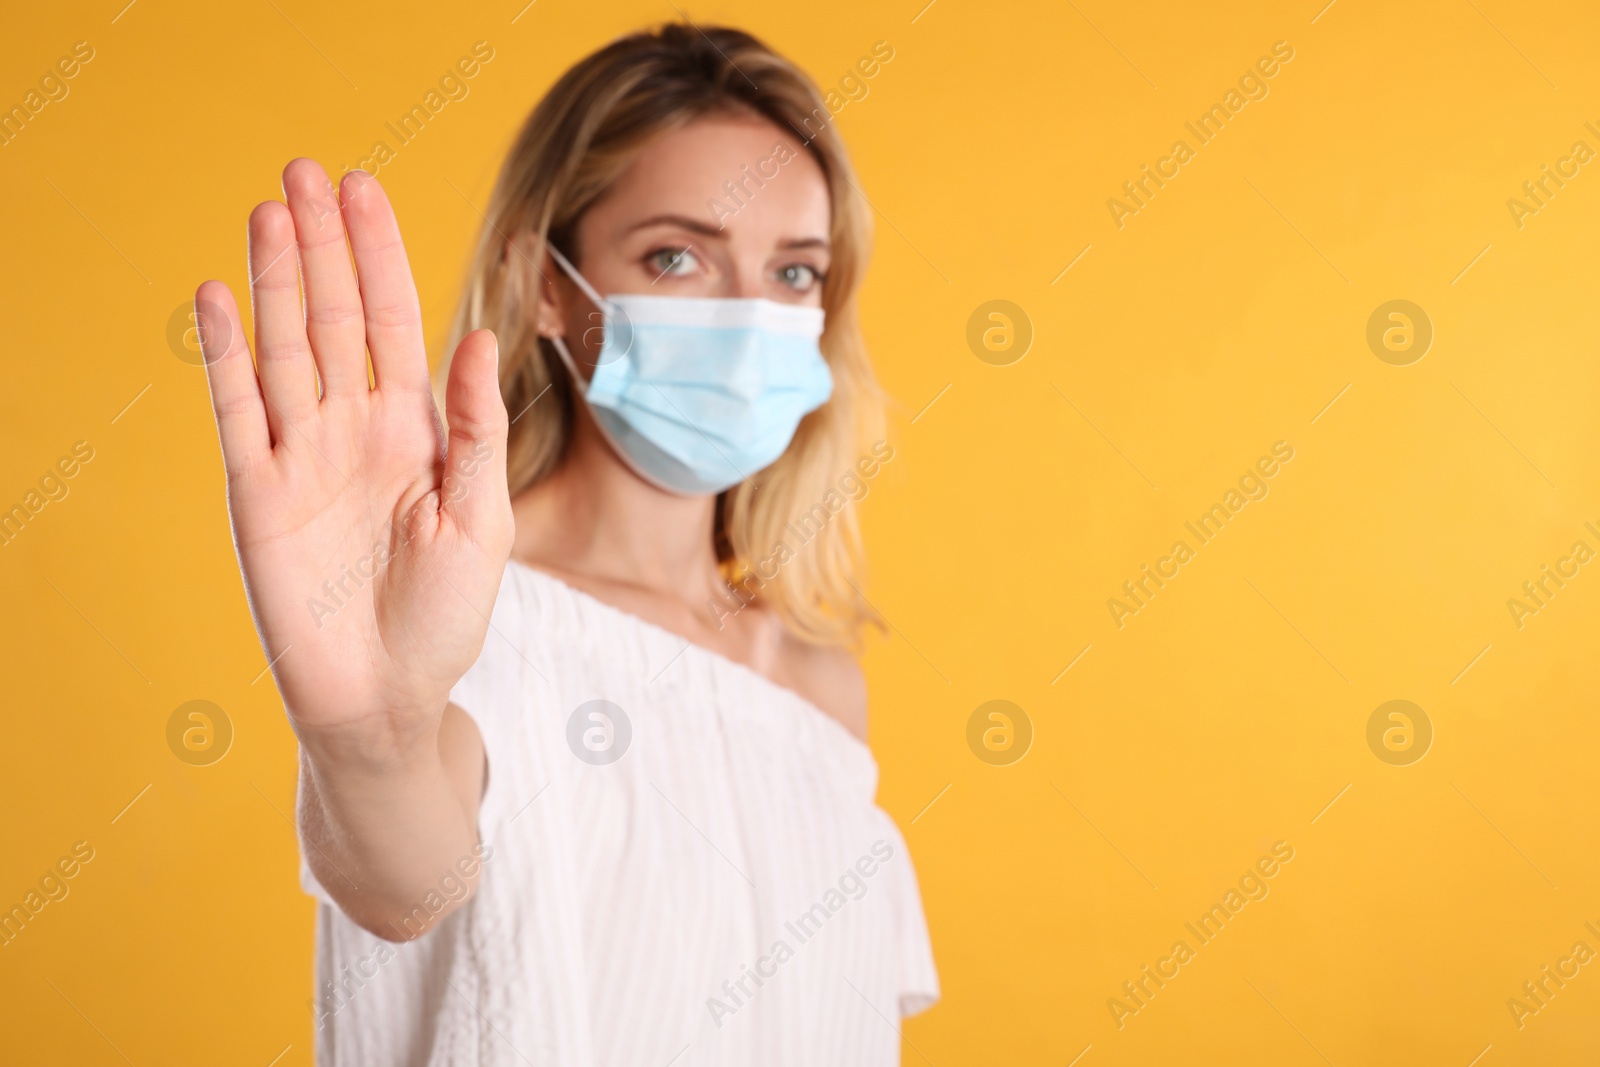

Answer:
[195,159,514,747]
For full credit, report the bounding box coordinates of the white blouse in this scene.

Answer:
[299,559,939,1065]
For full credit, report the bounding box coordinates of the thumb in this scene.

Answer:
[442,328,511,546]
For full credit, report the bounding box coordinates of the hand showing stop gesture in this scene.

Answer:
[194,158,513,756]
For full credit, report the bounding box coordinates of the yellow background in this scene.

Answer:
[3,0,1598,1063]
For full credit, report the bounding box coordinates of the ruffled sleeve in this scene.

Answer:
[878,814,940,1017]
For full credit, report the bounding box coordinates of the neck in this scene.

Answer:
[510,406,725,604]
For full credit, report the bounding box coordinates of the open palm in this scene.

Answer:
[195,159,512,736]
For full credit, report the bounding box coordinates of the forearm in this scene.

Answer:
[295,709,481,941]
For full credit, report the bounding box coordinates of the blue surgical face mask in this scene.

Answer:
[545,245,833,496]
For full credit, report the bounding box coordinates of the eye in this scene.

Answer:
[775,262,823,292]
[646,246,699,279]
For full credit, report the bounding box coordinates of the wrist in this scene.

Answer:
[292,700,450,780]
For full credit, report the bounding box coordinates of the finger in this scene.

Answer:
[248,200,320,436]
[339,170,430,394]
[283,158,369,398]
[441,329,510,546]
[195,280,271,474]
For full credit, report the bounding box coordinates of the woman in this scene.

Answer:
[194,23,937,1066]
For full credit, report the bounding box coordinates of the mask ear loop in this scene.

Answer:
[541,240,617,384]
[545,333,584,385]
[544,242,613,317]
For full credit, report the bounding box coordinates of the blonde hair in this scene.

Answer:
[439,23,883,647]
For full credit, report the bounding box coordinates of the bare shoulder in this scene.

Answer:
[780,634,868,743]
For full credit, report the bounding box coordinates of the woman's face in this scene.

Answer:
[543,113,832,371]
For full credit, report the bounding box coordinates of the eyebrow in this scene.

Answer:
[627,213,724,237]
[626,213,829,251]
